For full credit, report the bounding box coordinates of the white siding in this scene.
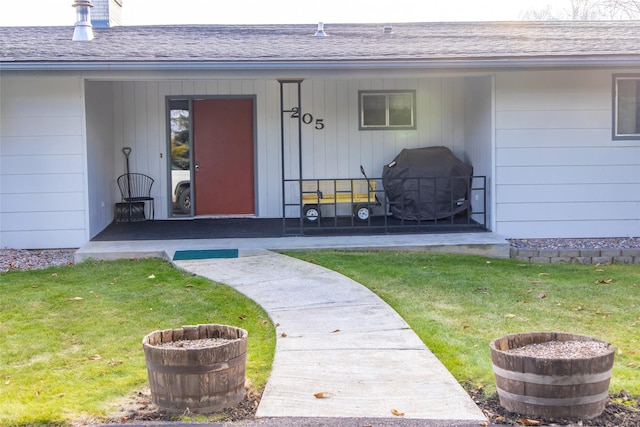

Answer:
[464,75,494,228]
[494,69,640,238]
[295,77,473,194]
[85,81,116,237]
[0,75,87,249]
[111,76,486,219]
[110,79,283,217]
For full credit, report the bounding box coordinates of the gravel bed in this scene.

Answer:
[504,340,611,358]
[0,248,76,273]
[509,237,640,250]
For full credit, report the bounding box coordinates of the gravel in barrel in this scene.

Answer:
[505,340,611,358]
[155,338,235,349]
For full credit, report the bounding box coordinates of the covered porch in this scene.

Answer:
[84,71,494,241]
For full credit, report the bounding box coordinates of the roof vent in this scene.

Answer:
[315,22,328,37]
[383,25,393,34]
[72,0,94,41]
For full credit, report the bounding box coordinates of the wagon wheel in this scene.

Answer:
[354,204,371,221]
[303,205,320,223]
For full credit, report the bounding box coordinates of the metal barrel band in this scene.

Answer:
[497,387,609,407]
[492,364,613,386]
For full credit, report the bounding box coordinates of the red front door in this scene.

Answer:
[192,98,255,216]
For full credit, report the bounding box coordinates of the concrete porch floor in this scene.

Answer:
[75,231,510,263]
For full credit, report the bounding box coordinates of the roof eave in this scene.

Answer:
[2,56,640,72]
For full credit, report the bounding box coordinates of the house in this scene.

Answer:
[1,0,639,250]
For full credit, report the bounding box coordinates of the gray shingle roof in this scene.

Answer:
[1,21,639,68]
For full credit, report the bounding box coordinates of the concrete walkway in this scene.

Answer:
[173,250,486,424]
[78,233,507,425]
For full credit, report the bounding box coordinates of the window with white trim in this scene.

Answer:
[613,74,640,139]
[359,90,416,130]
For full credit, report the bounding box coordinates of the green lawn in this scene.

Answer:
[0,258,275,427]
[2,251,638,426]
[287,251,640,396]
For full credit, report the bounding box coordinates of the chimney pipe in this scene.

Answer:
[72,0,94,41]
[314,22,327,37]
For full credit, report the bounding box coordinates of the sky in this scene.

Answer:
[0,0,557,26]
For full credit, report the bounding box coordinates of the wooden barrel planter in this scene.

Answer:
[142,324,247,414]
[490,332,615,419]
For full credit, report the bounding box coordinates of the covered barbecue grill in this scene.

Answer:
[382,146,473,221]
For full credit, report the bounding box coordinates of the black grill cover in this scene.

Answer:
[382,146,473,220]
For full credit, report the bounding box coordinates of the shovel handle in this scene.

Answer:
[122,147,132,157]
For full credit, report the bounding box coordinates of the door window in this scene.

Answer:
[169,99,192,216]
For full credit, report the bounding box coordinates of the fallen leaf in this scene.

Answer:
[148,274,155,279]
[238,315,247,321]
[108,360,123,366]
[262,319,268,325]
[505,313,516,318]
[391,409,405,416]
[518,419,541,426]
[67,297,84,301]
[538,273,550,277]
[536,292,547,299]
[4,380,10,385]
[314,391,332,398]
[480,422,489,427]
[529,280,541,284]
[280,332,287,337]
[51,273,58,277]
[331,329,341,333]
[89,354,103,360]
[595,269,605,272]
[595,279,613,284]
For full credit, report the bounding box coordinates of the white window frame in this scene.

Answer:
[359,90,416,130]
[613,74,640,140]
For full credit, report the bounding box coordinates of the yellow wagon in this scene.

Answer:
[301,167,380,223]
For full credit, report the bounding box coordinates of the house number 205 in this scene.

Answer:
[290,108,325,130]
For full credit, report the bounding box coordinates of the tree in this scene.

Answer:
[520,0,640,20]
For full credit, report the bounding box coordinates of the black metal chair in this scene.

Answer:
[117,173,155,221]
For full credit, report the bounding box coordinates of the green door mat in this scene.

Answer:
[173,249,239,261]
